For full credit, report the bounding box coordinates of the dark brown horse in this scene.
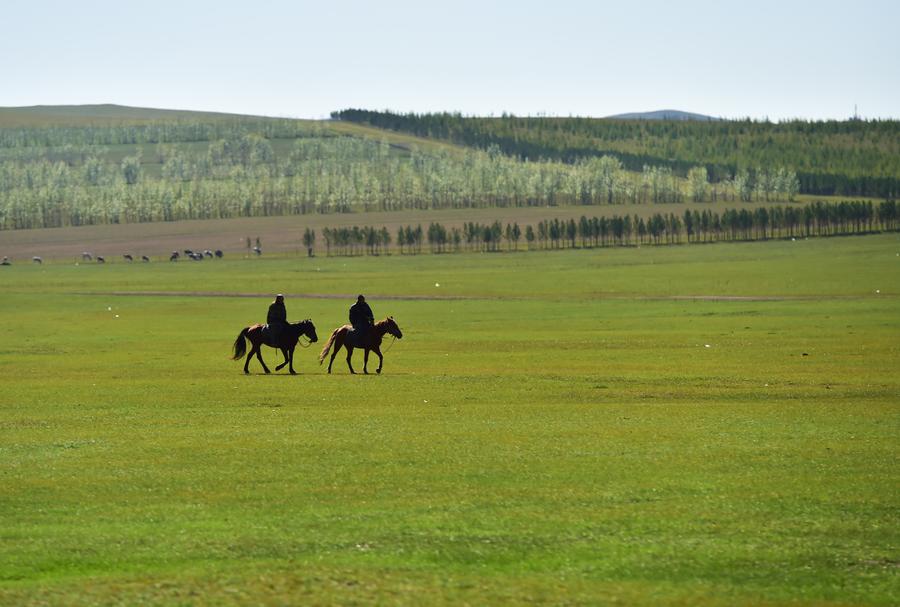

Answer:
[232,319,318,374]
[318,317,403,374]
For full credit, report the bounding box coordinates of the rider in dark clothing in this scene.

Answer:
[349,294,374,338]
[267,294,288,345]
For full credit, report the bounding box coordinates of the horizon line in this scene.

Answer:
[1,102,897,123]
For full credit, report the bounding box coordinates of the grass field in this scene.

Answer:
[1,233,898,605]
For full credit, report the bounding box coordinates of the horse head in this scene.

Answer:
[383,316,403,339]
[300,319,318,343]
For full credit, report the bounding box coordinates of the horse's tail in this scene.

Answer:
[232,327,249,360]
[318,328,340,365]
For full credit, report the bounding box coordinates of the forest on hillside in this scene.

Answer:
[0,119,816,230]
[332,110,900,198]
[0,119,322,148]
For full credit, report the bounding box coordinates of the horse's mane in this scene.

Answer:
[287,319,312,336]
[374,317,393,327]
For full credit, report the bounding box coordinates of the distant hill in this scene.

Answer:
[333,109,900,198]
[0,104,266,127]
[605,109,720,121]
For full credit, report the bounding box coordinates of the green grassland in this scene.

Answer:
[1,234,898,605]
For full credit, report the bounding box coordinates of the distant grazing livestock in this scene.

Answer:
[141,255,151,263]
[190,252,204,261]
[215,250,223,258]
[123,254,133,263]
[204,249,213,258]
[32,256,42,264]
[96,256,105,264]
[184,249,194,256]
[81,252,93,261]
[170,251,180,261]
[1,256,10,266]
[253,246,262,256]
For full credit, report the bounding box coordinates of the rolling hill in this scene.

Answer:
[0,104,267,127]
[605,109,720,121]
[0,104,896,234]
[333,109,900,197]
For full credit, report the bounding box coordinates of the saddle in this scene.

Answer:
[345,326,370,348]
[254,323,285,348]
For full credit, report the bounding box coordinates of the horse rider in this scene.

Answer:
[267,294,288,346]
[349,294,374,340]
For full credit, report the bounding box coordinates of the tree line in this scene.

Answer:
[0,119,326,149]
[311,200,898,256]
[332,109,900,198]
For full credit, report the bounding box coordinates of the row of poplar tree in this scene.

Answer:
[314,200,898,256]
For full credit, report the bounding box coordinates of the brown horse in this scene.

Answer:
[232,319,318,374]
[318,317,403,374]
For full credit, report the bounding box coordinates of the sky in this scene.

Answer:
[3,0,898,120]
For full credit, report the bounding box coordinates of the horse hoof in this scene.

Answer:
[377,368,382,374]
[290,371,297,375]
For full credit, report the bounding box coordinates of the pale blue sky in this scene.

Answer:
[3,0,898,120]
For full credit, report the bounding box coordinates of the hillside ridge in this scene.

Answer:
[605,109,720,121]
[0,104,273,126]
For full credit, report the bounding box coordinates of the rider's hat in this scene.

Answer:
[357,294,365,301]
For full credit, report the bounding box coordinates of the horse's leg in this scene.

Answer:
[373,346,384,374]
[256,346,270,374]
[288,347,297,375]
[243,336,260,374]
[276,347,289,371]
[363,348,370,374]
[346,345,356,374]
[327,334,344,374]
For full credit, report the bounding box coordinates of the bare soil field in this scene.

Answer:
[0,206,603,261]
[0,201,816,262]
